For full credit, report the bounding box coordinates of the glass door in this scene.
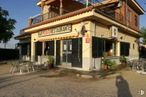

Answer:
[62,39,72,65]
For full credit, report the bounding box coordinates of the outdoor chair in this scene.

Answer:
[10,61,20,74]
[33,56,49,70]
[10,60,36,74]
[33,56,44,70]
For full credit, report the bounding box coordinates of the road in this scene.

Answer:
[0,63,146,97]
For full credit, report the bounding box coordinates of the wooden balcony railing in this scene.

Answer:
[95,9,139,31]
[31,11,59,25]
[28,7,139,31]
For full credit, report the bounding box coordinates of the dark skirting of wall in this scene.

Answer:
[0,48,19,61]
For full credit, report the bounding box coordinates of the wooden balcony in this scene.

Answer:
[95,9,139,31]
[30,11,59,25]
[29,0,140,32]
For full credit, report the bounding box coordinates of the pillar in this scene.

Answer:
[116,41,120,56]
[42,42,45,55]
[54,40,56,66]
[31,42,35,62]
[60,0,63,15]
[82,36,92,71]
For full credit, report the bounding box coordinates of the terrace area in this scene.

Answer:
[26,0,139,32]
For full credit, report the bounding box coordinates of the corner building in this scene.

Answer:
[15,0,144,71]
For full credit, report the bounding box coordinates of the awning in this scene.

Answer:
[38,33,79,42]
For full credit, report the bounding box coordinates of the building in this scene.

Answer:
[15,0,144,71]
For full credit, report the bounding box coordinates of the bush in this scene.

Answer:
[119,56,127,63]
[47,56,54,69]
[103,59,117,70]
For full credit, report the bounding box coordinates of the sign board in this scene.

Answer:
[38,24,72,37]
[85,37,90,43]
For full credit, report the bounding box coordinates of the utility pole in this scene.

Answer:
[86,0,89,7]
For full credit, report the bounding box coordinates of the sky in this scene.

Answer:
[0,0,146,49]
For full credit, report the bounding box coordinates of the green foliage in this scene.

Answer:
[102,52,107,58]
[119,56,127,63]
[103,59,117,70]
[48,56,54,65]
[0,7,16,43]
[110,61,117,70]
[140,27,146,44]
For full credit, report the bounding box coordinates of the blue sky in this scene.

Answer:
[0,0,146,48]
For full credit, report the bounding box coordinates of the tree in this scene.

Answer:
[0,7,16,47]
[140,27,146,44]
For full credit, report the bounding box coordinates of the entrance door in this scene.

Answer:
[62,39,72,65]
[72,38,82,67]
[56,40,60,65]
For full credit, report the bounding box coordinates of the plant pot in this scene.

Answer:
[102,64,108,70]
[48,63,54,69]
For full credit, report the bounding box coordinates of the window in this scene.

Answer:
[127,10,131,26]
[92,37,114,58]
[120,42,130,56]
[44,41,54,56]
[135,15,138,26]
[92,37,104,58]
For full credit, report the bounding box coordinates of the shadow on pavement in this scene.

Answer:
[116,75,133,97]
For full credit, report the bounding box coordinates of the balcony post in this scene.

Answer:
[60,0,63,15]
[28,17,32,26]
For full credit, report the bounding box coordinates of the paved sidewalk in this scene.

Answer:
[0,64,146,97]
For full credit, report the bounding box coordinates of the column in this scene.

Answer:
[60,0,63,15]
[42,42,45,55]
[116,41,120,56]
[82,36,92,71]
[31,42,35,62]
[54,40,56,66]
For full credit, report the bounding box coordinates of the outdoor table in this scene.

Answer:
[10,60,35,75]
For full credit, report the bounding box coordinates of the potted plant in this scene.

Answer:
[119,56,127,64]
[47,56,54,69]
[119,56,127,68]
[103,59,110,70]
[103,59,117,71]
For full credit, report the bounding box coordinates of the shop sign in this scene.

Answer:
[85,37,90,43]
[38,25,72,37]
[38,29,51,37]
[52,25,72,34]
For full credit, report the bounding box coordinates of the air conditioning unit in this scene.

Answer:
[111,26,118,38]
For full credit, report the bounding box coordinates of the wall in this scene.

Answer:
[90,21,139,70]
[31,33,39,62]
[115,1,139,31]
[0,49,19,61]
[31,21,93,71]
[118,30,139,59]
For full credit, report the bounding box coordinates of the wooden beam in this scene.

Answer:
[60,0,63,15]
[45,0,56,5]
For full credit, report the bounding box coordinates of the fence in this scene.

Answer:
[0,48,19,61]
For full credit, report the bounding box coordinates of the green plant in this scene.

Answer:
[103,59,117,70]
[110,61,117,70]
[119,56,127,63]
[103,52,108,58]
[48,56,54,65]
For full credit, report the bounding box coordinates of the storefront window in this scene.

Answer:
[92,37,115,58]
[120,42,130,56]
[92,37,104,58]
[44,41,54,56]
